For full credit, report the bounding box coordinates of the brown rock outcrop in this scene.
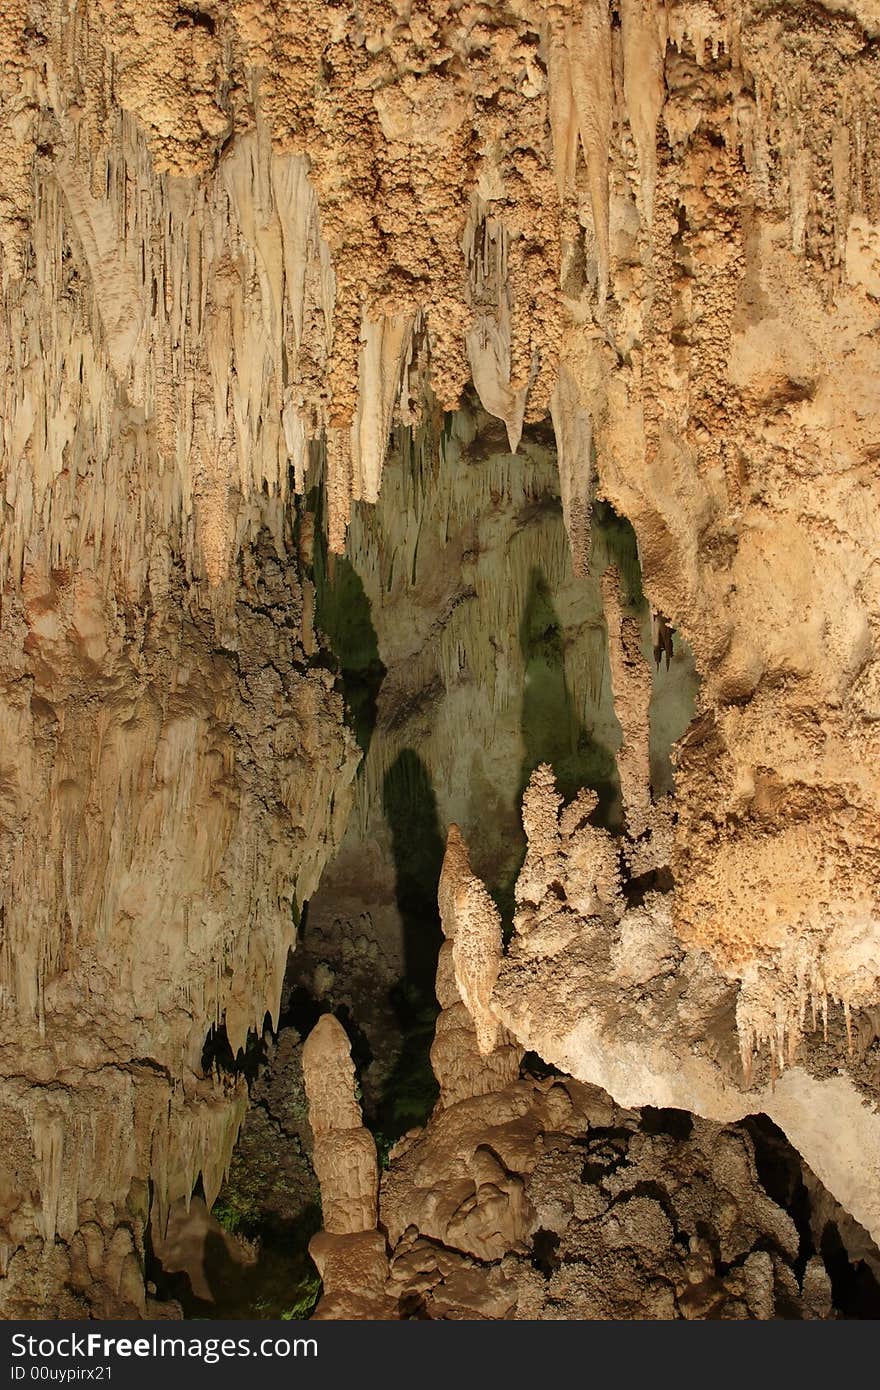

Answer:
[307,867,869,1320]
[380,1080,842,1320]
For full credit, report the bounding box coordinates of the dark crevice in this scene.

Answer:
[622,864,675,907]
[639,1106,694,1141]
[530,1228,561,1278]
[820,1222,880,1318]
[175,5,216,34]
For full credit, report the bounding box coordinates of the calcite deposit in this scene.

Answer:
[302,870,874,1319]
[1,0,879,1319]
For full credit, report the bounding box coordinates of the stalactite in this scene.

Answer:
[464,200,530,453]
[350,312,418,506]
[2,0,880,1314]
[550,365,592,577]
[619,0,667,229]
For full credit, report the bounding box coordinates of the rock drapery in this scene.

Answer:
[0,537,358,1316]
[1,0,879,1316]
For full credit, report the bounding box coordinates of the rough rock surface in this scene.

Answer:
[302,1014,395,1319]
[303,872,876,1319]
[0,536,357,1316]
[2,0,880,1316]
[380,1086,837,1320]
[489,542,880,1244]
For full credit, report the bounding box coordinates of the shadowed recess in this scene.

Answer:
[308,482,386,758]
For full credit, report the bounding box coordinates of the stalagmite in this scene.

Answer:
[373,799,842,1321]
[1,0,879,1317]
[516,766,623,941]
[450,876,504,1058]
[303,1015,394,1320]
[431,826,522,1107]
[303,1014,379,1237]
[494,760,880,1250]
[601,567,654,838]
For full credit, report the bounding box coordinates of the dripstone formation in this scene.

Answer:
[1,0,879,1317]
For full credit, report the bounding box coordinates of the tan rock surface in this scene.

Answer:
[303,1015,394,1317]
[0,540,356,1313]
[1,0,880,1315]
[303,1014,380,1235]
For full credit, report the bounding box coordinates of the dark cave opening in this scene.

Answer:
[381,748,445,1000]
[820,1223,880,1320]
[743,1114,880,1319]
[518,564,621,824]
[308,488,387,761]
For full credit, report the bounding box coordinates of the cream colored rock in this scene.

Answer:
[0,548,356,1316]
[303,1015,366,1139]
[490,766,880,1249]
[550,366,592,577]
[2,0,880,1315]
[303,1016,390,1316]
[601,567,653,838]
[309,1230,396,1321]
[303,1015,379,1235]
[373,974,845,1321]
[432,827,522,1106]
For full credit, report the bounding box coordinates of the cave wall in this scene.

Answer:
[1,0,879,1314]
[297,405,697,1115]
[0,528,358,1315]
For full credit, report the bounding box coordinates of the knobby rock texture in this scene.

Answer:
[0,0,879,1316]
[301,862,873,1319]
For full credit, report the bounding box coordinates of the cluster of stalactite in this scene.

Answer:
[1,0,879,1314]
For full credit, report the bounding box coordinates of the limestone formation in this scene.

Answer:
[431,825,523,1108]
[1,0,879,1319]
[303,1014,379,1237]
[601,566,653,837]
[441,826,505,1058]
[380,1081,846,1320]
[465,769,880,1250]
[306,879,873,1320]
[302,1014,395,1319]
[0,541,357,1317]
